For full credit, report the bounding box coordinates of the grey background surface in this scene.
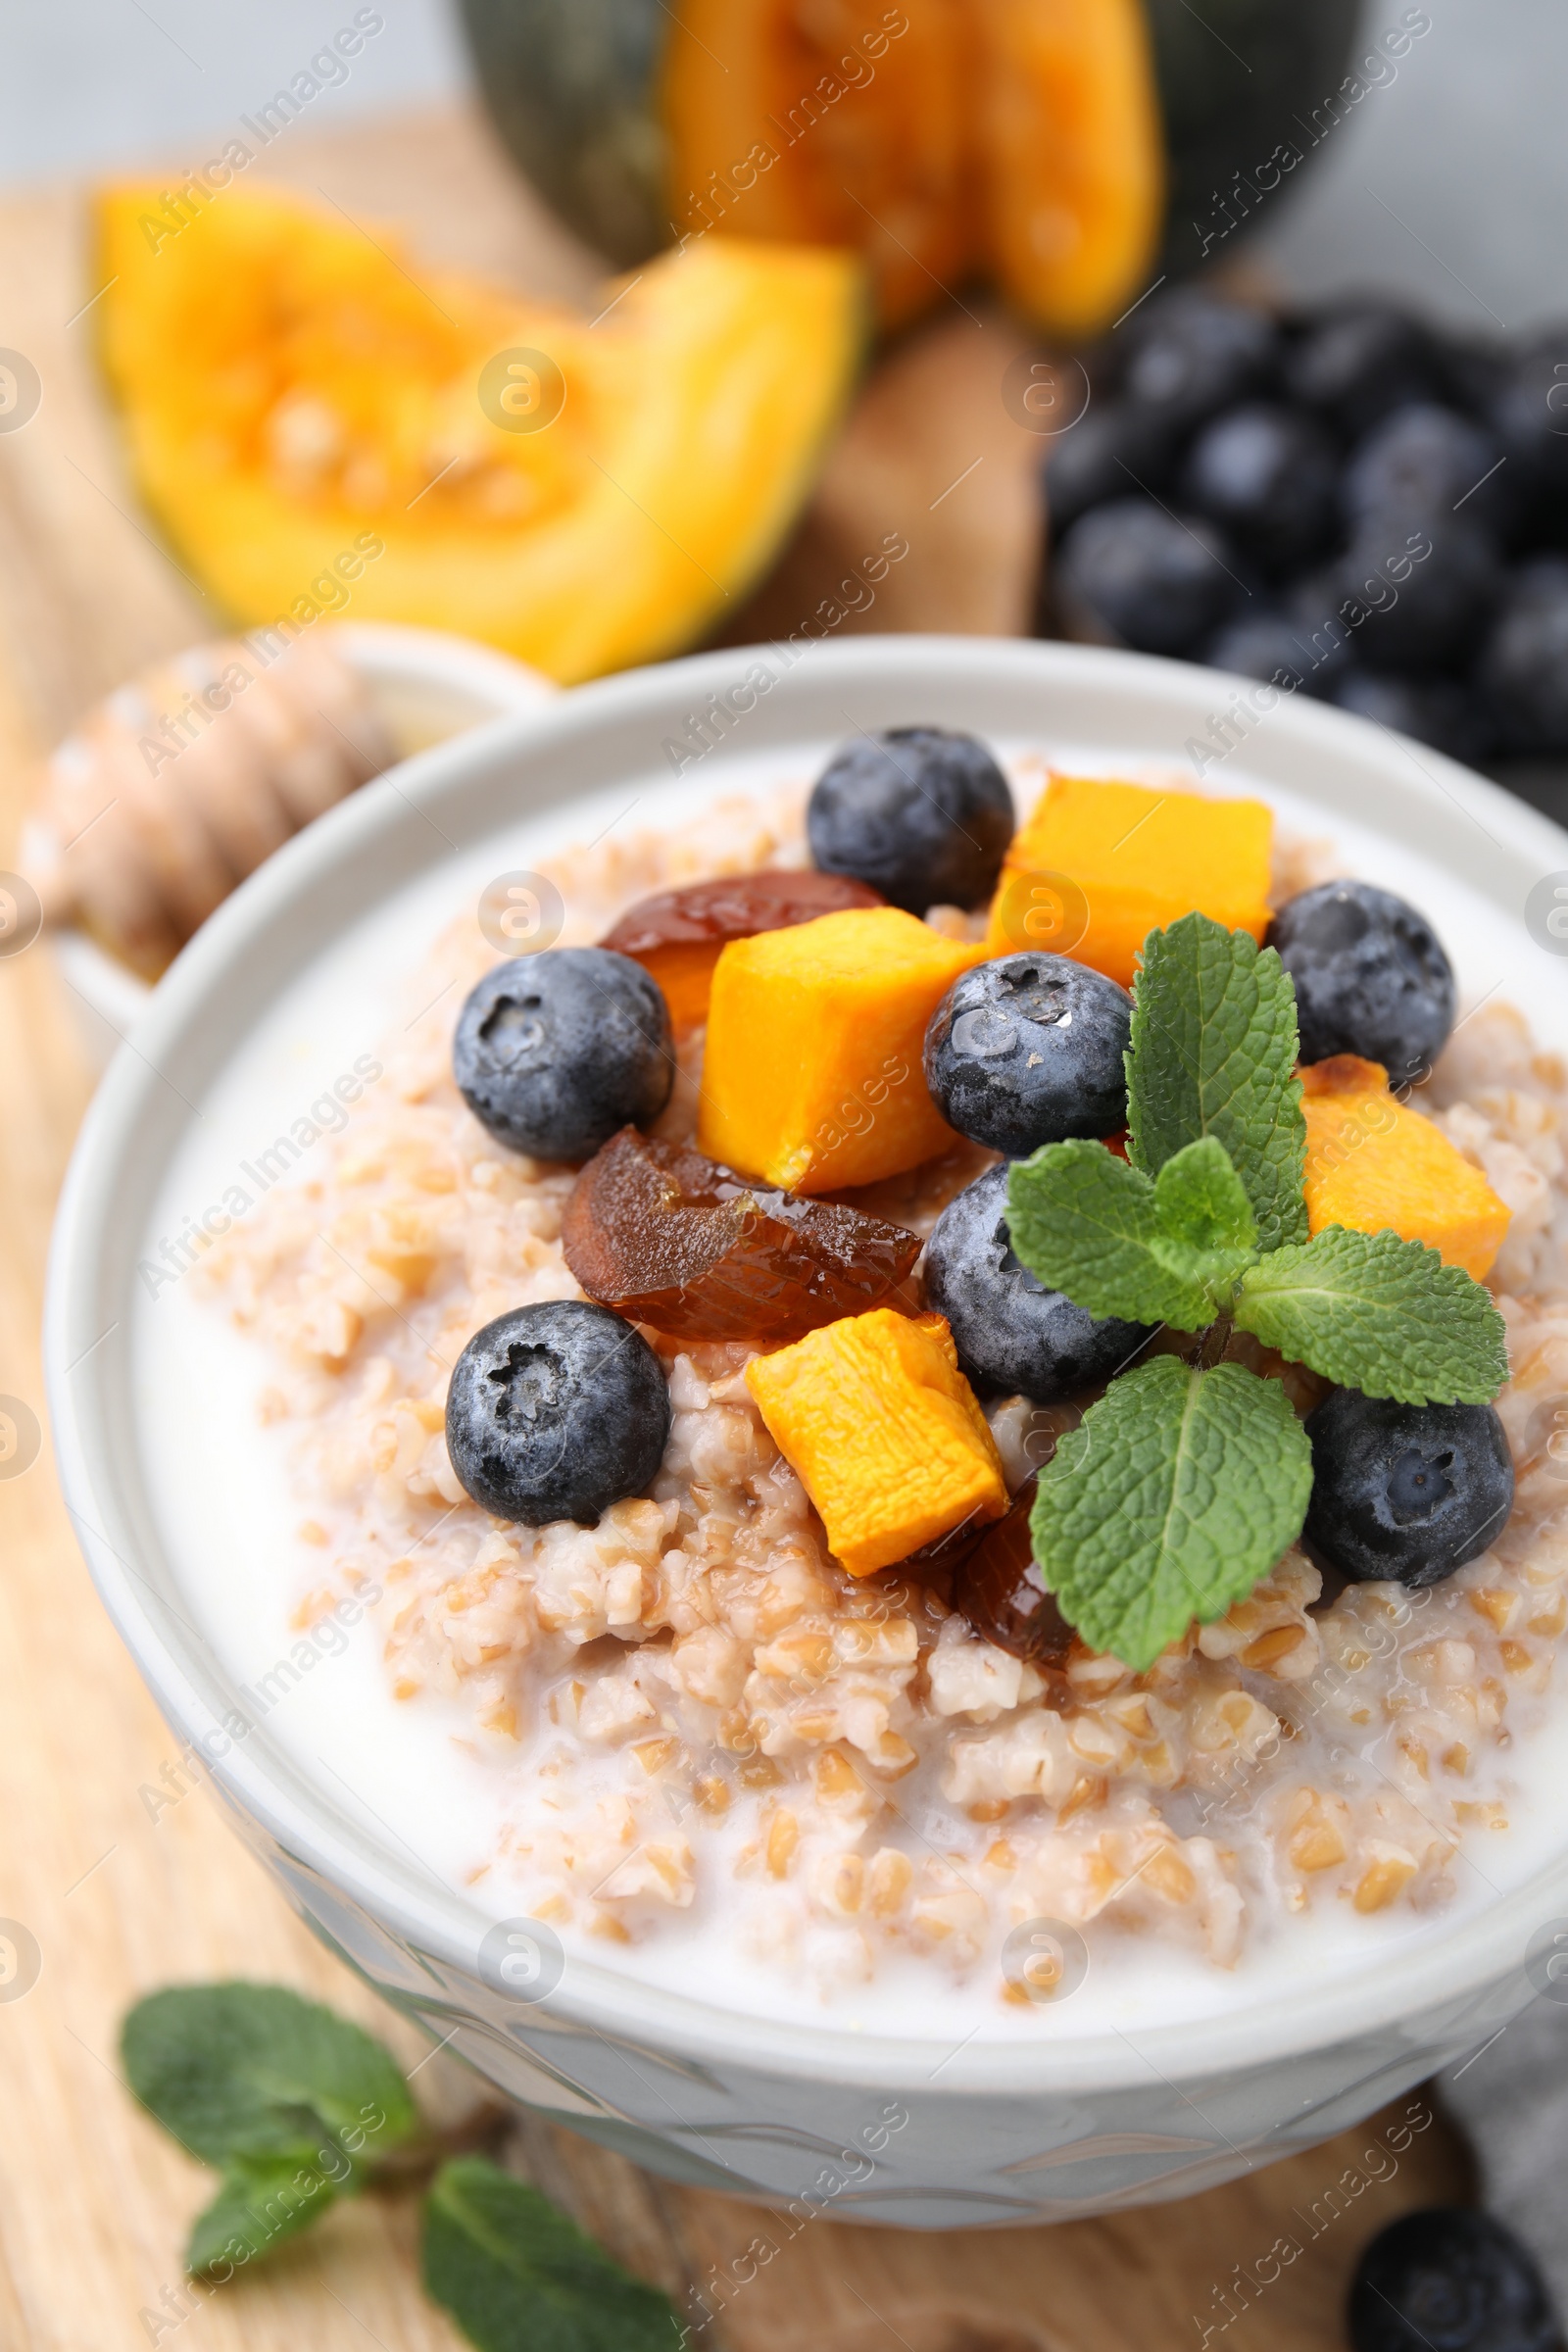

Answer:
[1,1,469,186]
[2,0,1564,331]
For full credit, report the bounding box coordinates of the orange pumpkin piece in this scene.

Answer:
[974,0,1164,342]
[659,0,1162,338]
[599,869,882,1033]
[985,773,1274,987]
[94,185,865,685]
[698,906,985,1194]
[1300,1056,1511,1282]
[662,0,973,335]
[745,1308,1007,1576]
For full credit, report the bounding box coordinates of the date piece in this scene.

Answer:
[563,1125,920,1343]
[951,1478,1073,1665]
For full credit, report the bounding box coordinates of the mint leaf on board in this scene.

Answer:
[1006,1136,1258,1330]
[186,2155,337,2278]
[122,1983,416,2190]
[1030,1355,1313,1672]
[1125,912,1308,1254]
[423,2158,681,2352]
[1234,1226,1510,1403]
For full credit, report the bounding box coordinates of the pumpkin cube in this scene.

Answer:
[745,1309,1007,1576]
[986,773,1274,986]
[698,907,985,1193]
[1300,1056,1510,1281]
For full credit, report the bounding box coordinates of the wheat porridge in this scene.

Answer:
[132,736,1568,2033]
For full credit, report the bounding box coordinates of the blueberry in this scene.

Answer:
[445,1298,671,1525]
[1331,519,1500,674]
[924,953,1131,1155]
[1055,500,1245,656]
[925,1163,1153,1405]
[1205,612,1316,697]
[454,948,672,1163]
[1348,2208,1554,2352]
[1120,291,1278,433]
[1285,304,1443,439]
[1329,668,1494,767]
[1268,880,1455,1084]
[1041,401,1173,536]
[1478,559,1568,751]
[1178,403,1339,571]
[1303,1392,1514,1591]
[807,727,1014,914]
[1343,402,1513,542]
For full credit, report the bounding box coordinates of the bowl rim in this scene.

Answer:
[44,631,1568,2096]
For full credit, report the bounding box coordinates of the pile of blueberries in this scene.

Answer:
[1043,289,1568,767]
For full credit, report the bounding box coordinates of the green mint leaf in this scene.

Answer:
[1125,912,1308,1253]
[423,2157,681,2352]
[1005,1137,1257,1330]
[1006,1142,1216,1330]
[1151,1135,1258,1299]
[122,1983,416,2184]
[187,2155,339,2278]
[1030,1356,1313,1671]
[1234,1226,1510,1403]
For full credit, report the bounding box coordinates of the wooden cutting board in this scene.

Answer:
[0,101,1469,2352]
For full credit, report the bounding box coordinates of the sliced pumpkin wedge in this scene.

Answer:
[661,0,973,333]
[94,184,865,682]
[973,0,1163,339]
[657,0,1161,337]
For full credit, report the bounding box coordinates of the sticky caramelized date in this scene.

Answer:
[950,1478,1073,1665]
[562,1125,920,1343]
[599,869,883,1031]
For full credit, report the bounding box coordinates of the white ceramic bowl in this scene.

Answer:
[49,620,557,1070]
[45,637,1568,2229]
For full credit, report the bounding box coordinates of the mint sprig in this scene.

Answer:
[1233,1226,1509,1404]
[1125,911,1307,1253]
[1004,912,1509,1667]
[1031,1356,1313,1672]
[122,1979,685,2350]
